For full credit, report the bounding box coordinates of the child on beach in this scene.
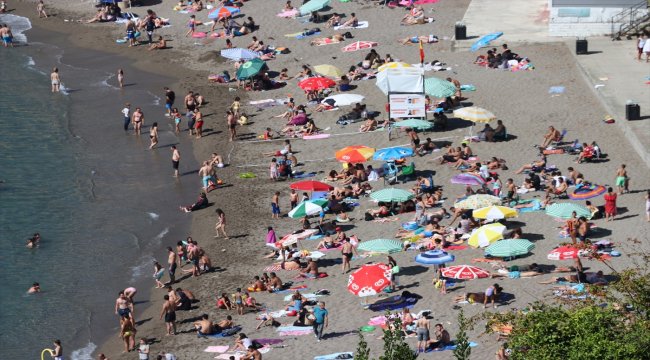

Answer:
[117,68,124,88]
[153,261,165,288]
[272,191,281,219]
[185,15,200,37]
[230,96,241,118]
[234,288,245,315]
[171,108,182,133]
[37,0,48,18]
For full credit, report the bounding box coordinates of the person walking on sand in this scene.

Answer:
[615,164,628,194]
[167,246,177,285]
[132,107,144,136]
[122,103,131,131]
[117,68,124,88]
[50,339,63,360]
[153,261,165,288]
[149,122,159,149]
[37,1,48,18]
[160,295,177,335]
[119,316,136,353]
[340,238,358,273]
[50,67,61,93]
[312,301,328,342]
[227,110,237,141]
[171,145,180,177]
[604,187,617,221]
[215,208,229,239]
[272,192,281,219]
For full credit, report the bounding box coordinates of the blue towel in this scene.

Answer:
[199,326,241,338]
[426,341,478,352]
[314,352,354,360]
[293,172,317,179]
[296,31,321,39]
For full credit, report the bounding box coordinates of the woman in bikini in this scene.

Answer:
[131,107,144,135]
[310,33,344,46]
[149,122,159,149]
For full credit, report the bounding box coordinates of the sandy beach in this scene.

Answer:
[6,0,650,359]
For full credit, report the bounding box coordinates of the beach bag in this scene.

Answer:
[364,212,374,221]
[303,28,320,36]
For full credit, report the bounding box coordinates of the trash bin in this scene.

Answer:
[455,23,466,40]
[626,103,640,120]
[576,39,588,54]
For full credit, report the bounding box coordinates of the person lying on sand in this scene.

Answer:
[514,155,546,174]
[148,36,167,51]
[492,264,575,278]
[310,33,345,46]
[453,284,502,308]
[399,35,438,45]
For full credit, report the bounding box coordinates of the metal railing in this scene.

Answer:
[610,0,650,39]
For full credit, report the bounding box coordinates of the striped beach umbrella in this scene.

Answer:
[424,77,456,98]
[415,250,455,265]
[485,239,535,258]
[468,223,506,248]
[453,106,496,123]
[314,64,343,78]
[545,203,592,219]
[473,206,517,220]
[369,188,414,203]
[440,265,490,279]
[342,41,377,52]
[393,119,433,130]
[357,239,403,254]
[454,194,501,210]
[288,199,327,218]
[378,62,412,72]
[335,145,375,163]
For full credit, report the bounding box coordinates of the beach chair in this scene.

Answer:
[399,162,416,183]
[383,162,398,185]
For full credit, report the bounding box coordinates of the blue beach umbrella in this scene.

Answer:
[373,147,414,161]
[220,48,260,61]
[415,250,455,265]
[470,32,504,52]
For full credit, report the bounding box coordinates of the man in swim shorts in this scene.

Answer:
[164,87,175,116]
[159,295,177,335]
[115,291,134,323]
[615,164,627,194]
[171,146,180,177]
[271,191,280,219]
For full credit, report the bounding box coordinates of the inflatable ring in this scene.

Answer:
[41,349,54,360]
[568,184,606,200]
[360,325,376,332]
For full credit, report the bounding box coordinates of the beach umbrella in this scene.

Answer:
[298,77,336,91]
[451,173,486,186]
[335,145,375,163]
[236,58,266,80]
[392,119,433,130]
[485,239,535,258]
[372,147,414,161]
[220,48,260,61]
[342,41,378,52]
[454,194,501,209]
[473,205,517,220]
[568,185,606,200]
[424,77,456,98]
[290,180,333,192]
[453,107,496,123]
[288,199,327,218]
[415,250,455,265]
[548,245,582,261]
[314,64,343,78]
[347,263,392,297]
[378,62,412,72]
[369,188,414,203]
[468,223,506,248]
[208,6,241,19]
[470,32,504,52]
[357,239,403,254]
[440,265,490,279]
[322,94,364,107]
[545,203,592,220]
[300,0,330,15]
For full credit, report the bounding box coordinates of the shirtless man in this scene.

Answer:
[267,272,283,292]
[193,108,204,138]
[242,346,262,360]
[166,286,179,304]
[217,315,234,330]
[199,161,214,192]
[415,316,430,353]
[50,67,61,92]
[184,91,197,114]
[407,128,420,153]
[148,36,167,51]
[194,314,215,336]
[300,258,319,278]
[28,282,41,293]
[131,107,144,136]
[115,291,135,323]
[340,12,358,28]
[159,295,177,336]
[615,164,628,194]
[167,247,177,285]
[1,24,14,48]
[171,146,180,177]
[540,126,561,148]
[249,276,266,291]
[340,238,358,273]
[227,110,237,141]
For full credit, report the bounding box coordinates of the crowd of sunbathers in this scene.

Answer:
[474,44,532,70]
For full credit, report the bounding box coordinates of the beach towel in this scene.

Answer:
[269,310,291,318]
[201,326,241,338]
[293,172,317,179]
[367,292,420,312]
[216,354,242,360]
[334,21,369,30]
[425,342,478,352]
[308,234,325,240]
[314,353,354,360]
[460,84,476,91]
[277,9,299,18]
[204,346,230,353]
[284,293,319,301]
[445,245,468,251]
[279,329,314,336]
[273,284,309,294]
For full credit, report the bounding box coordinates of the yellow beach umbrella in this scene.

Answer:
[314,64,343,78]
[472,206,517,220]
[468,223,505,248]
[453,106,496,123]
[378,62,412,72]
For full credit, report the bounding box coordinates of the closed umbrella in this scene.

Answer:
[393,119,433,130]
[415,250,455,265]
[322,94,364,107]
[342,41,377,52]
[370,188,414,203]
[378,62,412,72]
[298,77,336,91]
[468,223,506,248]
[454,194,501,210]
[348,263,392,297]
[335,145,375,163]
[288,199,327,218]
[236,58,266,80]
[373,147,414,161]
[357,239,403,254]
[451,173,486,186]
[440,265,490,279]
[473,206,517,220]
[568,185,606,200]
[424,77,456,98]
[220,48,260,61]
[470,32,503,52]
[548,245,582,261]
[545,203,592,219]
[208,6,240,19]
[314,64,343,78]
[290,180,333,192]
[485,239,535,258]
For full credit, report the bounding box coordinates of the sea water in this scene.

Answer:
[0,14,198,359]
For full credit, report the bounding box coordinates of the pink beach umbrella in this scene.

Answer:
[440,265,490,279]
[451,173,486,186]
[342,41,378,52]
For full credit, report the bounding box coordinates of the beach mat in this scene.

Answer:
[204,345,229,353]
[334,21,369,30]
[254,338,284,346]
[425,341,478,352]
[314,352,354,360]
[200,326,241,338]
[367,291,420,312]
[445,245,468,251]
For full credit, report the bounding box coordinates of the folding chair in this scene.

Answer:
[382,162,398,185]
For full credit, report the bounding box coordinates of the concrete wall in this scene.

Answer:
[548,0,648,36]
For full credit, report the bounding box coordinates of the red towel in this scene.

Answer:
[445,245,468,251]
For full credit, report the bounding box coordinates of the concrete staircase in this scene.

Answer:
[610,0,650,40]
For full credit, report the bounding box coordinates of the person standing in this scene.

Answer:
[615,164,627,194]
[227,110,237,141]
[126,19,137,47]
[149,122,159,149]
[50,340,63,360]
[122,103,131,131]
[171,145,180,177]
[340,238,357,273]
[132,107,144,136]
[137,338,149,360]
[193,108,203,139]
[415,315,430,353]
[312,301,328,342]
[37,1,48,18]
[120,316,136,352]
[271,191,280,219]
[50,67,61,93]
[160,295,177,335]
[167,247,177,285]
[164,87,175,117]
[215,208,228,239]
[117,68,124,88]
[604,187,617,221]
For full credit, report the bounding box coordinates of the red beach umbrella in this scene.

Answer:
[347,263,392,297]
[289,180,333,192]
[341,41,378,52]
[298,77,336,91]
[548,246,581,261]
[335,145,375,163]
[440,265,490,279]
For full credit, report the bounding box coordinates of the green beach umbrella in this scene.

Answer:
[545,203,592,220]
[370,188,414,203]
[424,77,456,98]
[288,199,327,219]
[299,0,330,16]
[236,58,266,80]
[485,239,535,258]
[358,239,403,254]
[393,119,433,130]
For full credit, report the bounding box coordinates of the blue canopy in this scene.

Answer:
[372,147,414,161]
[470,32,503,52]
[415,250,455,265]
